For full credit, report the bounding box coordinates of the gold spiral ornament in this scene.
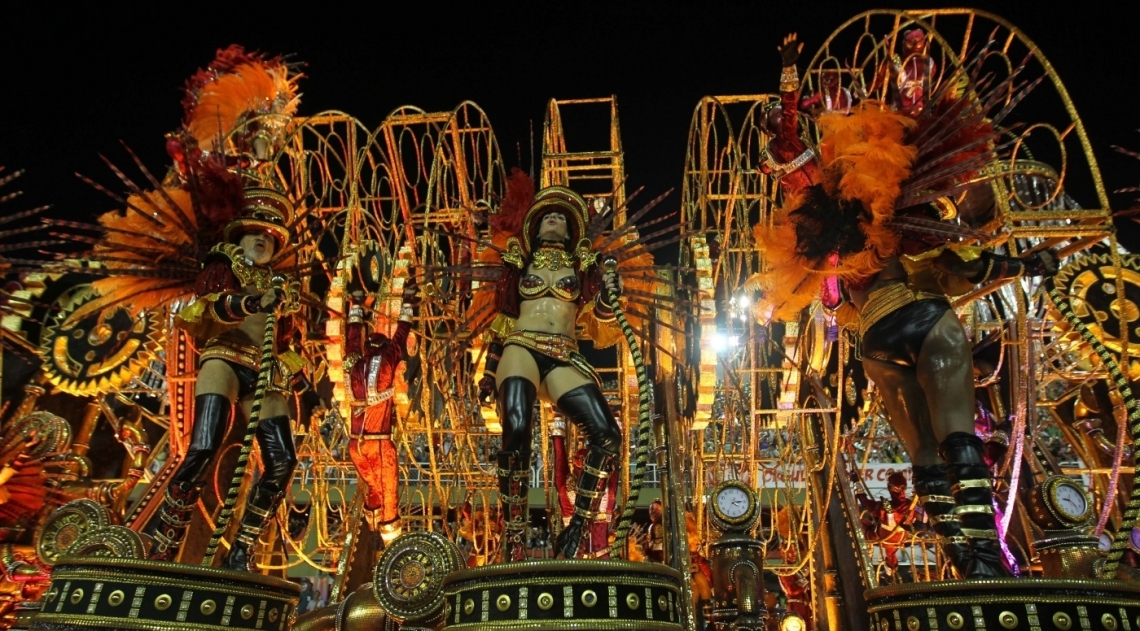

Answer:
[64,525,148,560]
[1052,253,1140,357]
[34,499,112,566]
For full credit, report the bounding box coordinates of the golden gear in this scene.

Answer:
[38,285,162,396]
[1052,252,1140,356]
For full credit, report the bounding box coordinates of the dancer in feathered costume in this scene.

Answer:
[424,169,683,561]
[55,46,311,572]
[751,32,1059,579]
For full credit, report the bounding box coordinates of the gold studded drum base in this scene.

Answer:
[30,556,300,631]
[865,578,1140,631]
[442,560,684,631]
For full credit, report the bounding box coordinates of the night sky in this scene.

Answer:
[3,3,1140,248]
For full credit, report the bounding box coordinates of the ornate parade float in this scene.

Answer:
[0,8,1135,631]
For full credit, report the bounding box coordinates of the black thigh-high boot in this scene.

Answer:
[940,432,1010,578]
[553,383,620,559]
[912,464,970,578]
[497,377,537,563]
[150,393,232,562]
[224,415,298,572]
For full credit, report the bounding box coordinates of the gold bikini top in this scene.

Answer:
[519,272,581,302]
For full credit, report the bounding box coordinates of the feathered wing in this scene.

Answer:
[751,33,1042,317]
[579,191,697,352]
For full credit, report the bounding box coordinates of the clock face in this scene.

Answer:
[716,485,751,519]
[1051,481,1089,522]
[1130,527,1140,553]
[1099,532,1114,553]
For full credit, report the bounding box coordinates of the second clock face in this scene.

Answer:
[1131,527,1140,553]
[716,485,751,519]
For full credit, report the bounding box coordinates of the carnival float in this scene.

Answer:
[0,8,1134,631]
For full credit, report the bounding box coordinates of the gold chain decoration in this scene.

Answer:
[1047,283,1140,579]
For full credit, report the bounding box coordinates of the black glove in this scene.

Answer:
[402,275,421,308]
[779,33,803,67]
[477,374,497,407]
[1022,248,1060,278]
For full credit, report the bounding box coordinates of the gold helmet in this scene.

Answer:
[224,187,292,249]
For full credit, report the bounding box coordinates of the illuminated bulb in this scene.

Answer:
[780,613,806,631]
[711,333,738,354]
[738,296,750,308]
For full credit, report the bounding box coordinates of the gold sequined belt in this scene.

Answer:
[199,335,260,371]
[504,331,579,362]
[859,283,947,338]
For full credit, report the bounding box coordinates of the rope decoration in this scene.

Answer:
[202,305,279,565]
[1047,284,1140,579]
[606,259,655,557]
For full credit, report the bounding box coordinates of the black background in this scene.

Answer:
[3,2,1139,248]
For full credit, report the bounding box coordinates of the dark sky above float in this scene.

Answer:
[3,3,1140,250]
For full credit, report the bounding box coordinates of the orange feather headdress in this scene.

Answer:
[183,45,301,153]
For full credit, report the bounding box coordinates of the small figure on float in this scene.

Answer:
[424,166,681,562]
[646,498,665,563]
[759,33,821,197]
[890,29,936,117]
[457,499,501,568]
[773,507,812,628]
[800,67,853,115]
[553,414,619,558]
[342,259,420,545]
[63,45,310,572]
[474,179,623,562]
[686,511,713,630]
[751,32,1057,579]
[852,471,925,580]
[150,187,303,571]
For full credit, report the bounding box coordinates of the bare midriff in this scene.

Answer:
[514,265,579,336]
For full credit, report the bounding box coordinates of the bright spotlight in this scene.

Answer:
[779,612,806,631]
[711,333,738,354]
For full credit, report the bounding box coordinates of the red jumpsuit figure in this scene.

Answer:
[646,499,665,563]
[892,29,935,117]
[760,33,822,199]
[344,283,417,543]
[800,68,853,114]
[774,507,812,628]
[553,418,619,558]
[854,471,924,579]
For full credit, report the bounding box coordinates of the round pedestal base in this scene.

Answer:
[443,559,683,631]
[30,556,299,631]
[866,578,1140,631]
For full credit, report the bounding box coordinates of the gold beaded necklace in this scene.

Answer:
[530,242,575,271]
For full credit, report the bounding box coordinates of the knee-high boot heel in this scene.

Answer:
[150,393,232,562]
[940,432,1010,578]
